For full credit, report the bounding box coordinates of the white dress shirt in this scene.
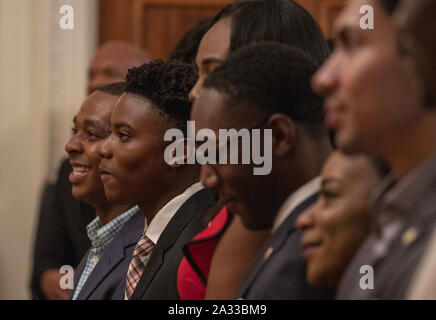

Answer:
[144,181,204,244]
[271,177,321,233]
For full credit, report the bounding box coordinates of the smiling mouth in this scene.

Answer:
[69,165,91,184]
[98,167,113,175]
[302,241,322,260]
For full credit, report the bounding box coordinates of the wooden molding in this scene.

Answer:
[100,0,345,58]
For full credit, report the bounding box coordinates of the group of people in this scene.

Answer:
[31,0,436,300]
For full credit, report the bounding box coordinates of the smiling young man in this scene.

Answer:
[312,0,436,299]
[191,42,333,299]
[65,83,144,300]
[32,41,149,300]
[98,60,215,300]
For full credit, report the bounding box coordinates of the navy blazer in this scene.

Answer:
[130,188,216,300]
[237,194,335,300]
[71,211,145,300]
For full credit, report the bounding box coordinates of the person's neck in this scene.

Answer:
[384,112,436,180]
[138,173,198,224]
[290,133,331,188]
[273,135,331,215]
[95,203,134,226]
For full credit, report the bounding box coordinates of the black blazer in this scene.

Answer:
[236,194,335,300]
[71,211,145,300]
[31,158,94,299]
[130,188,215,300]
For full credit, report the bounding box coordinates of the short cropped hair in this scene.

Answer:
[97,82,126,96]
[124,59,198,130]
[212,0,329,65]
[204,42,326,137]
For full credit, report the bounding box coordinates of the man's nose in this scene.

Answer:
[65,134,83,154]
[99,135,114,159]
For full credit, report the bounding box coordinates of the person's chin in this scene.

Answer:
[307,267,323,288]
[71,185,92,204]
[336,132,360,155]
[104,189,122,204]
[71,188,84,201]
[309,267,339,289]
[103,187,131,205]
[101,177,122,203]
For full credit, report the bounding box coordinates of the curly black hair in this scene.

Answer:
[124,59,198,130]
[203,42,325,136]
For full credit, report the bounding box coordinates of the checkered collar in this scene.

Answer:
[86,206,139,249]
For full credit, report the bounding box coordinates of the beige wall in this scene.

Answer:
[0,0,97,299]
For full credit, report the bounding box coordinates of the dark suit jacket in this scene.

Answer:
[337,179,436,299]
[237,194,335,300]
[130,188,215,300]
[71,211,145,300]
[31,158,95,299]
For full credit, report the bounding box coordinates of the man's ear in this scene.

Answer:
[166,138,195,168]
[268,114,296,157]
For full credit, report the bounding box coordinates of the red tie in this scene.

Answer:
[125,233,154,299]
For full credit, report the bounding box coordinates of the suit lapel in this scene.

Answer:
[238,193,317,298]
[340,181,436,299]
[131,189,214,299]
[76,212,144,300]
[374,192,436,292]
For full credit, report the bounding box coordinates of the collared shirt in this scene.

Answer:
[72,205,139,300]
[123,182,204,300]
[370,151,436,259]
[271,177,321,233]
[144,182,204,244]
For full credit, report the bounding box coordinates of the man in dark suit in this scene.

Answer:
[191,42,333,299]
[98,59,215,299]
[312,0,436,299]
[31,41,149,300]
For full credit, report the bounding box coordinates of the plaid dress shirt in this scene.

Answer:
[72,205,139,300]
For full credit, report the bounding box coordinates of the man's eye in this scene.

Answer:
[71,128,78,135]
[320,190,339,200]
[343,37,360,51]
[87,130,99,139]
[118,132,130,141]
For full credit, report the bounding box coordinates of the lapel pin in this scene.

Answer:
[402,227,418,246]
[264,247,273,261]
